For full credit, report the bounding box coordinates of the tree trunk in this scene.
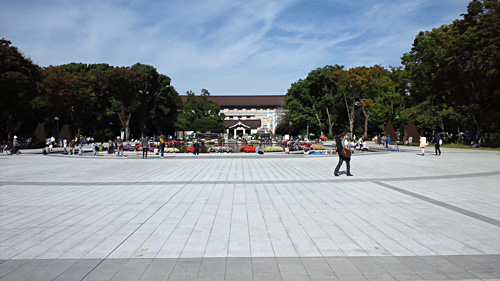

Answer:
[125,113,131,141]
[362,107,370,137]
[326,107,334,136]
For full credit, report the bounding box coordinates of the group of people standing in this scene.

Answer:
[373,134,391,148]
[419,133,442,156]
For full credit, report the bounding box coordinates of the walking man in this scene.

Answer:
[434,133,441,156]
[193,140,200,155]
[141,135,149,159]
[159,133,166,158]
[116,136,123,157]
[334,132,353,176]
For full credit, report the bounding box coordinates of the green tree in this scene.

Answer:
[402,0,500,140]
[104,66,145,140]
[130,63,180,136]
[176,90,225,133]
[285,65,344,137]
[334,67,366,136]
[0,38,41,140]
[36,65,95,137]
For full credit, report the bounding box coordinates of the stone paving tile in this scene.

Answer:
[109,258,152,281]
[25,259,78,281]
[251,257,281,281]
[1,151,500,280]
[53,259,102,281]
[139,259,176,281]
[0,259,53,281]
[300,257,338,280]
[196,258,226,281]
[276,257,310,281]
[168,258,202,281]
[224,257,252,281]
[81,259,128,281]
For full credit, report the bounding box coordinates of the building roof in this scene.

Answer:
[180,95,286,108]
[225,120,262,128]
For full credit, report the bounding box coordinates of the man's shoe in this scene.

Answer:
[334,173,339,176]
[347,174,353,176]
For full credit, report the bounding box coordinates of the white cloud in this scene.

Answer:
[0,0,471,95]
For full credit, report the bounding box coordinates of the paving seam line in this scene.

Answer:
[1,171,499,186]
[373,181,500,228]
[79,181,192,280]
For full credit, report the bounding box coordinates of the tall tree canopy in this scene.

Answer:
[176,90,225,133]
[402,0,500,137]
[0,38,41,140]
[285,65,344,137]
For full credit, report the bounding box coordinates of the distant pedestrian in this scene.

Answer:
[256,145,264,154]
[12,135,20,155]
[159,133,166,158]
[334,132,353,176]
[434,133,441,156]
[193,140,200,155]
[419,133,427,156]
[374,135,378,144]
[141,135,149,159]
[386,135,391,148]
[91,141,97,156]
[63,138,67,153]
[408,136,413,146]
[116,136,123,157]
[108,140,114,154]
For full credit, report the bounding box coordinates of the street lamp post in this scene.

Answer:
[54,117,60,142]
[306,122,309,141]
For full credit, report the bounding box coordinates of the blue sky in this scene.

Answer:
[1,0,470,96]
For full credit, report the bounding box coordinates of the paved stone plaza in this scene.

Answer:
[1,145,499,280]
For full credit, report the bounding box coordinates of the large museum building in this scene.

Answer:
[183,95,286,137]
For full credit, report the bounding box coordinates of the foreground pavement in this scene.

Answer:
[0,146,499,280]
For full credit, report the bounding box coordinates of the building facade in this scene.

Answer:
[182,95,286,138]
[210,95,286,137]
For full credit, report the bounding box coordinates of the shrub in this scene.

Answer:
[249,140,259,144]
[240,146,256,153]
[207,146,233,153]
[263,146,283,152]
[164,147,179,153]
[123,144,135,151]
[149,144,156,152]
[312,145,324,150]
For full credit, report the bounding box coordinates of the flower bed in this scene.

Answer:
[312,144,324,150]
[239,146,256,153]
[164,147,179,153]
[263,147,283,152]
[208,146,233,153]
[186,147,194,153]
